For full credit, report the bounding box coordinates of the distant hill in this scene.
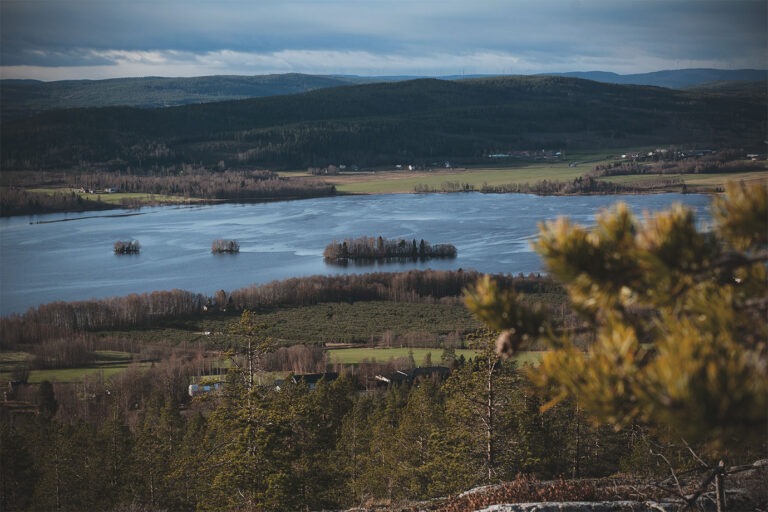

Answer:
[0,73,375,120]
[2,76,765,171]
[2,69,765,121]
[548,68,766,89]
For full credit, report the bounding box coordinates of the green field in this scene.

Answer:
[28,188,204,206]
[0,350,150,384]
[598,170,768,188]
[0,345,543,384]
[330,162,593,194]
[327,346,542,366]
[81,192,202,205]
[97,301,485,346]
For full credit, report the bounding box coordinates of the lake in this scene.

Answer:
[0,192,712,316]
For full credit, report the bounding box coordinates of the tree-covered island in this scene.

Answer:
[113,240,140,254]
[211,239,240,254]
[324,235,457,263]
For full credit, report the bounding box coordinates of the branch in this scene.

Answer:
[714,249,768,269]
[649,447,684,499]
[683,463,725,508]
[681,438,709,469]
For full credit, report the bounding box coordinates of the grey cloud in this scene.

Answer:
[0,0,764,77]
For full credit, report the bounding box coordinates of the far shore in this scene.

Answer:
[2,164,765,218]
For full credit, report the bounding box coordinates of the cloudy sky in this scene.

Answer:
[1,0,765,81]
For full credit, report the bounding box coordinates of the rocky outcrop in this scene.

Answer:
[475,502,677,512]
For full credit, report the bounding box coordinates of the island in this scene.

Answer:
[211,239,240,254]
[114,240,141,254]
[324,236,456,263]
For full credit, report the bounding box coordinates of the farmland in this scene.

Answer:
[0,350,150,383]
[326,346,542,366]
[328,162,589,194]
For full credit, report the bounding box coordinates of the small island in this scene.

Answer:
[212,239,240,254]
[114,240,140,254]
[324,236,456,263]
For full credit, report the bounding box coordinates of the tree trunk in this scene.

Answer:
[486,360,496,481]
[715,460,726,512]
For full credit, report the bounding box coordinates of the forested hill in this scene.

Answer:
[2,76,766,171]
[0,73,374,119]
[550,68,766,89]
[2,69,763,120]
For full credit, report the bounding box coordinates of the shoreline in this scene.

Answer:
[1,184,718,219]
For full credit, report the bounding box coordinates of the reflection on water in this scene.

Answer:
[324,255,458,268]
[0,192,711,315]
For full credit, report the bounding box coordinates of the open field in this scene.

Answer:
[0,346,542,384]
[327,162,592,194]
[598,170,768,189]
[0,350,152,384]
[28,188,205,206]
[22,365,144,384]
[14,157,767,210]
[327,347,478,365]
[329,163,768,195]
[97,301,486,347]
[327,346,542,366]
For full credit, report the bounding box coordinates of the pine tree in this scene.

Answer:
[337,395,376,506]
[465,181,768,449]
[36,380,58,421]
[0,423,37,511]
[97,403,133,506]
[441,330,521,485]
[392,380,446,500]
[130,395,185,509]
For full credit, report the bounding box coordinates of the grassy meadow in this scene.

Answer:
[597,169,768,190]
[0,299,537,383]
[96,301,484,347]
[1,346,543,384]
[0,350,150,384]
[328,161,592,194]
[326,346,542,366]
[27,188,205,206]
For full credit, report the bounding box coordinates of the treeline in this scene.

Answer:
[3,340,763,511]
[0,271,559,348]
[0,188,113,217]
[323,236,457,262]
[0,169,337,217]
[589,151,765,178]
[481,177,641,195]
[71,169,336,200]
[3,353,756,512]
[226,270,556,310]
[416,177,643,195]
[0,290,207,349]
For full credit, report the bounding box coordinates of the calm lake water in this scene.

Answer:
[0,192,711,316]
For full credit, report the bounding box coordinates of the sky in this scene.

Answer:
[1,0,766,81]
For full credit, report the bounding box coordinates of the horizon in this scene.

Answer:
[2,0,765,82]
[2,67,766,84]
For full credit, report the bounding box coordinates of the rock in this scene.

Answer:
[475,502,678,512]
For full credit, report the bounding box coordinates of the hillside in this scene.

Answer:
[2,69,764,121]
[0,73,374,120]
[551,68,766,89]
[2,76,765,171]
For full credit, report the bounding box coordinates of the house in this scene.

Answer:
[274,372,339,391]
[188,382,223,397]
[375,366,451,388]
